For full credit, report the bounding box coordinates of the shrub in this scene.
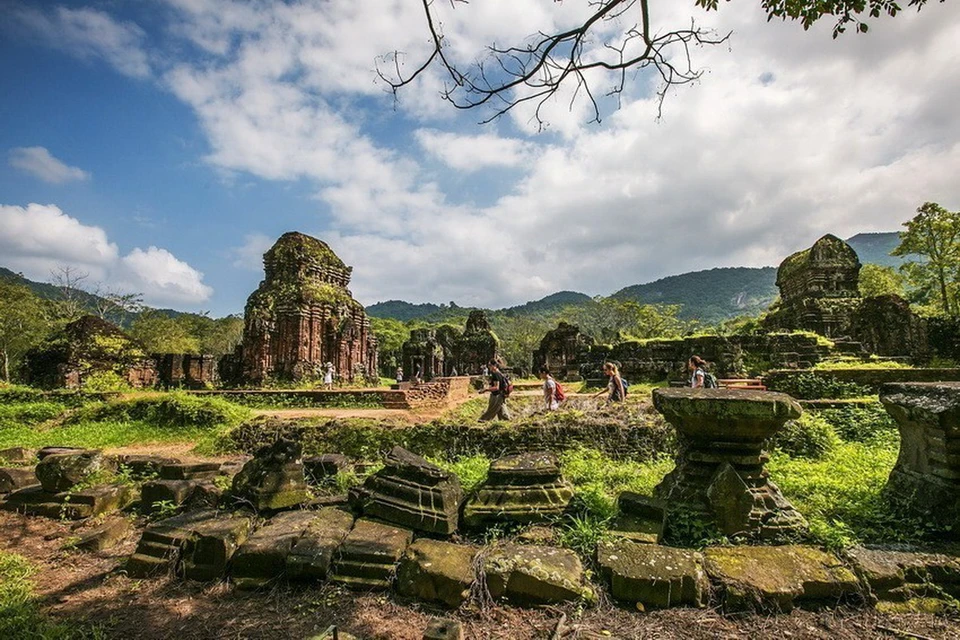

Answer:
[815,404,898,443]
[771,372,871,400]
[71,393,249,429]
[768,413,839,459]
[80,371,133,392]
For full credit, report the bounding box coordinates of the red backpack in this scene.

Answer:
[553,381,566,402]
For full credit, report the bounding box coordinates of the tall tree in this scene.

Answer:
[858,263,906,298]
[561,297,685,342]
[893,202,960,317]
[0,281,50,382]
[91,283,144,326]
[129,310,201,354]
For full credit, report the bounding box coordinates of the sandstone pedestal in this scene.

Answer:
[462,452,573,527]
[880,382,960,532]
[652,388,807,540]
[349,447,462,534]
[483,543,593,605]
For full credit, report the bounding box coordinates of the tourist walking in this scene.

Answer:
[539,366,560,411]
[323,362,335,390]
[395,366,403,384]
[688,355,717,388]
[479,360,511,421]
[414,362,423,384]
[593,362,626,403]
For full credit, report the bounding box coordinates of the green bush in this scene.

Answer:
[80,371,133,392]
[768,413,839,459]
[71,393,249,429]
[815,404,898,443]
[771,372,872,400]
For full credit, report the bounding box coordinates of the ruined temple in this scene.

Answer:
[398,312,500,380]
[241,232,378,383]
[764,234,862,338]
[532,322,594,380]
[23,315,157,389]
[401,328,445,381]
[455,310,500,374]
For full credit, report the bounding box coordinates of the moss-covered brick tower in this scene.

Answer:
[764,234,862,338]
[241,232,378,384]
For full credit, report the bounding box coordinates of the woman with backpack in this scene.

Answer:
[688,355,717,388]
[539,366,564,411]
[594,362,626,403]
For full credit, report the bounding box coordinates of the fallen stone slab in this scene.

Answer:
[396,539,477,608]
[350,447,462,535]
[846,547,960,601]
[118,455,180,479]
[0,467,38,493]
[159,461,221,481]
[141,479,203,512]
[609,492,666,544]
[329,518,412,590]
[597,540,708,608]
[37,446,86,460]
[462,452,573,528]
[286,507,355,581]
[36,449,115,493]
[484,543,593,605]
[232,510,319,589]
[71,517,131,552]
[0,483,135,519]
[704,545,860,611]
[127,509,221,578]
[0,447,36,465]
[182,513,252,581]
[304,454,351,484]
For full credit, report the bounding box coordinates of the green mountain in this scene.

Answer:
[501,291,593,317]
[612,267,779,324]
[366,300,464,321]
[846,232,904,268]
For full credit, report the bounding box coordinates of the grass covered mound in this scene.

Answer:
[222,398,673,461]
[0,392,250,451]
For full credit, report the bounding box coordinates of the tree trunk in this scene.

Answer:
[2,349,8,383]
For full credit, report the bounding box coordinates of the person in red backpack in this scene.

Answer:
[539,366,564,411]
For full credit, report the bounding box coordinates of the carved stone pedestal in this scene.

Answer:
[652,388,807,540]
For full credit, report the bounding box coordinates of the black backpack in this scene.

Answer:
[500,373,514,397]
[700,368,718,389]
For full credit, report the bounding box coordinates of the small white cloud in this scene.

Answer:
[230,233,273,270]
[414,129,540,172]
[11,6,151,78]
[9,147,91,184]
[116,247,214,306]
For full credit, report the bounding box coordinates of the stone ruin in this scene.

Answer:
[764,234,863,339]
[652,387,807,540]
[231,438,312,511]
[24,315,158,389]
[880,382,960,534]
[532,321,594,380]
[399,310,501,380]
[240,232,378,384]
[154,353,219,389]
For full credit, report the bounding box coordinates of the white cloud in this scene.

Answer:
[230,233,273,270]
[116,247,214,306]
[415,129,540,171]
[11,5,151,78]
[8,147,91,184]
[0,202,213,307]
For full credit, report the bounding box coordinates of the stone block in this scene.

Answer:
[35,449,114,493]
[350,447,462,535]
[0,447,36,465]
[423,618,464,640]
[159,462,221,481]
[118,455,179,479]
[37,446,85,460]
[846,547,960,600]
[127,509,220,578]
[462,452,573,527]
[0,467,38,493]
[232,439,311,511]
[304,454,351,484]
[141,479,202,512]
[609,492,665,544]
[0,483,135,519]
[329,518,412,590]
[287,507,355,581]
[703,545,860,611]
[72,517,131,552]
[182,513,252,581]
[396,539,477,608]
[597,540,707,608]
[232,510,319,589]
[484,543,593,605]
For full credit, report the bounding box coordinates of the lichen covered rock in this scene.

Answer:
[484,543,593,605]
[329,518,412,590]
[231,439,311,511]
[597,540,707,608]
[35,449,114,493]
[462,452,573,527]
[287,507,355,581]
[396,539,477,608]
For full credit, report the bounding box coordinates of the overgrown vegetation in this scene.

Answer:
[768,372,872,399]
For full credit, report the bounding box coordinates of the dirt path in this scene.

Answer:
[2,511,957,640]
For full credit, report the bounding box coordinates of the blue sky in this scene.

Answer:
[2,1,959,316]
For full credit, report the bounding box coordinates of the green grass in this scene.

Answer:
[0,551,104,639]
